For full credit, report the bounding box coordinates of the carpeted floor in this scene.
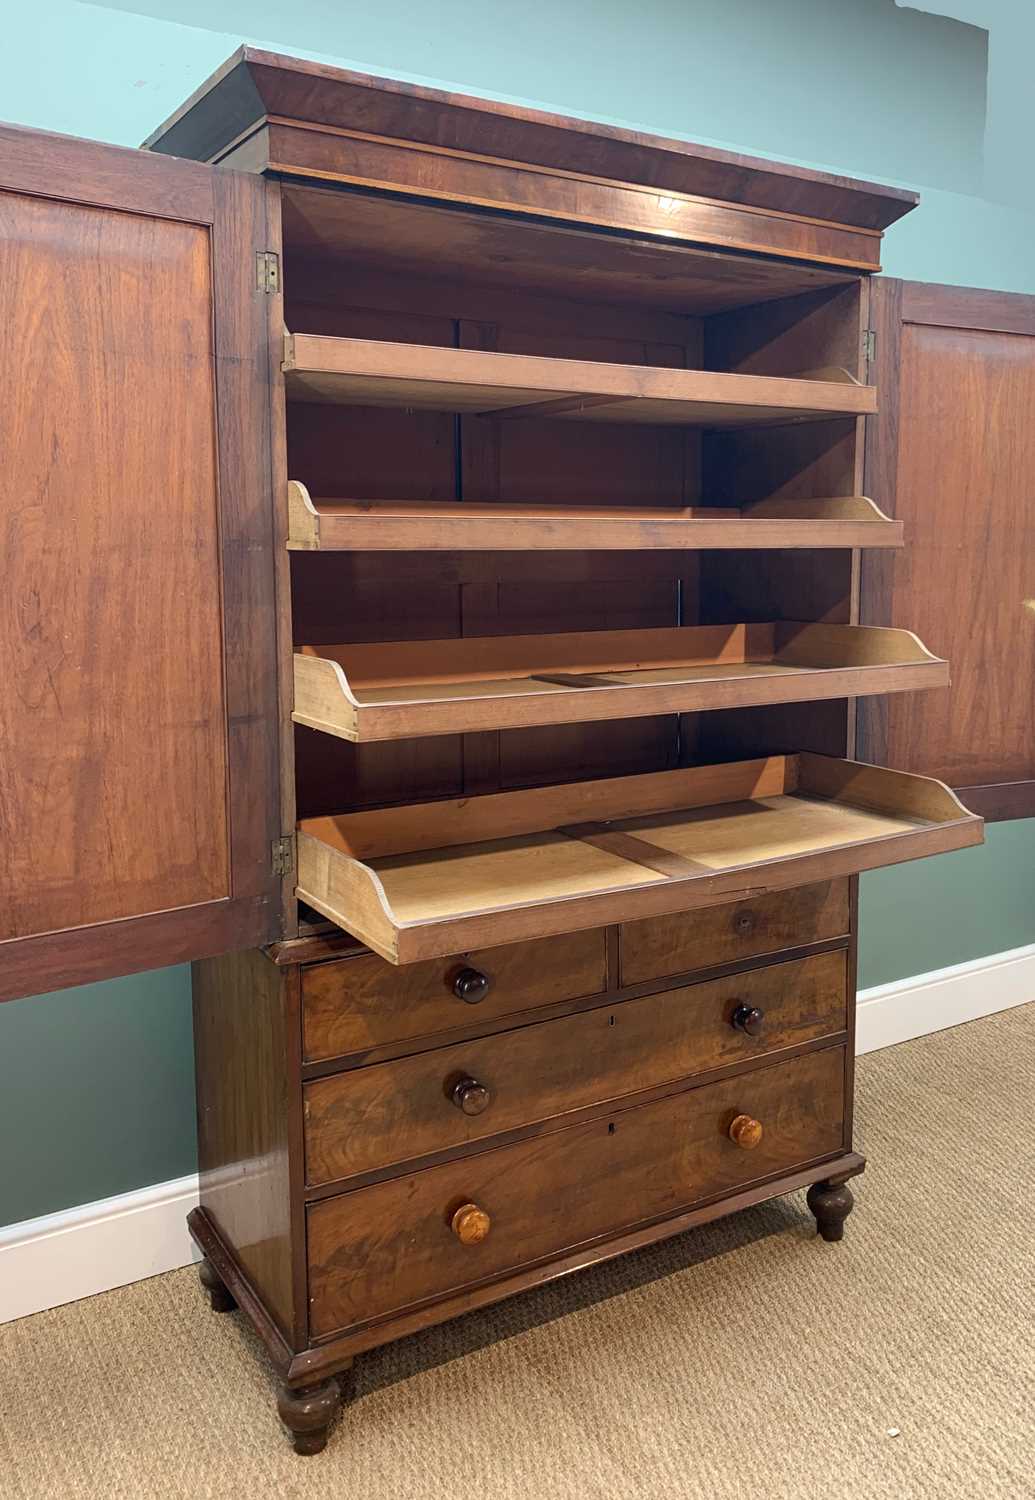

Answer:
[1,1005,1033,1500]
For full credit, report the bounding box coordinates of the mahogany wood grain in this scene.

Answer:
[268,122,877,264]
[705,283,866,381]
[302,930,607,1063]
[209,168,283,910]
[307,1045,846,1336]
[291,621,946,743]
[955,782,1035,823]
[0,895,272,1007]
[147,50,915,235]
[0,132,280,996]
[287,490,902,552]
[860,279,1035,798]
[459,308,690,795]
[296,755,981,963]
[621,880,850,985]
[192,949,298,1342]
[283,334,877,426]
[0,135,280,996]
[0,188,224,934]
[283,273,700,809]
[284,232,700,347]
[1,118,212,220]
[899,280,1035,336]
[192,1153,865,1380]
[277,184,859,318]
[303,950,846,1184]
[285,268,463,825]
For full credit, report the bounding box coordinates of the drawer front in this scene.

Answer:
[308,1045,845,1336]
[620,880,850,985]
[302,929,607,1063]
[304,949,846,1185]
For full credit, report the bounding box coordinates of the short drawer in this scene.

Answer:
[307,1044,845,1336]
[301,929,608,1064]
[620,880,849,985]
[303,949,846,1185]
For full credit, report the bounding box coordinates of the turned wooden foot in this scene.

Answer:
[198,1256,236,1313]
[807,1178,855,1242]
[277,1373,347,1455]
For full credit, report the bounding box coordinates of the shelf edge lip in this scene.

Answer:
[297,821,983,967]
[290,661,950,744]
[283,333,878,422]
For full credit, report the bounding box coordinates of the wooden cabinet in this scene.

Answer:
[2,47,984,1455]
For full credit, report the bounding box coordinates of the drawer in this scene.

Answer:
[304,949,846,1185]
[302,929,607,1064]
[308,1044,845,1336]
[620,880,849,985]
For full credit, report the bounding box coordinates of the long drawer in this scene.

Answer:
[302,928,607,1064]
[304,949,846,1185]
[620,880,849,985]
[307,1045,846,1337]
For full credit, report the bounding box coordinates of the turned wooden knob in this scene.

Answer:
[728,1113,764,1150]
[734,911,756,936]
[450,1077,491,1115]
[731,1004,765,1037]
[451,1202,491,1244]
[453,967,491,1004]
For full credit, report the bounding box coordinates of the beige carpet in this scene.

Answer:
[1,1006,1033,1500]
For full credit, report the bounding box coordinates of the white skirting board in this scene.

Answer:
[854,940,1035,1054]
[2,941,1033,1327]
[0,1174,200,1326]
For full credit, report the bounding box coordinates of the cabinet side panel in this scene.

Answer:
[193,949,297,1342]
[1,191,228,937]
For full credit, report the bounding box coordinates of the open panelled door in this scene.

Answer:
[861,278,1035,822]
[0,124,282,1001]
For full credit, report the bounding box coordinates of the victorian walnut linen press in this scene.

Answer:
[1,50,985,1454]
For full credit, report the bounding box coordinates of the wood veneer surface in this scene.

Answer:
[284,334,877,426]
[307,1045,846,1335]
[0,188,228,938]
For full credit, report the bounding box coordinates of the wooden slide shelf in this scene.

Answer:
[293,622,948,743]
[283,334,877,427]
[296,754,982,964]
[287,484,902,551]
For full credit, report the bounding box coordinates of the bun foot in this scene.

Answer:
[277,1374,346,1455]
[198,1256,236,1313]
[807,1178,855,1242]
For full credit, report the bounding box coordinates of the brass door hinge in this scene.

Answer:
[271,834,295,877]
[862,328,876,367]
[256,250,280,294]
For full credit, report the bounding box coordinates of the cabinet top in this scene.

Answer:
[144,46,916,235]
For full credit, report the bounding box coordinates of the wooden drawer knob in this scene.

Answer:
[734,911,756,936]
[728,1114,764,1150]
[450,1077,491,1116]
[731,1004,765,1037]
[453,967,491,1004]
[451,1202,491,1245]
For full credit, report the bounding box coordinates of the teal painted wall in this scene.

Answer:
[0,967,197,1221]
[1,0,1032,1228]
